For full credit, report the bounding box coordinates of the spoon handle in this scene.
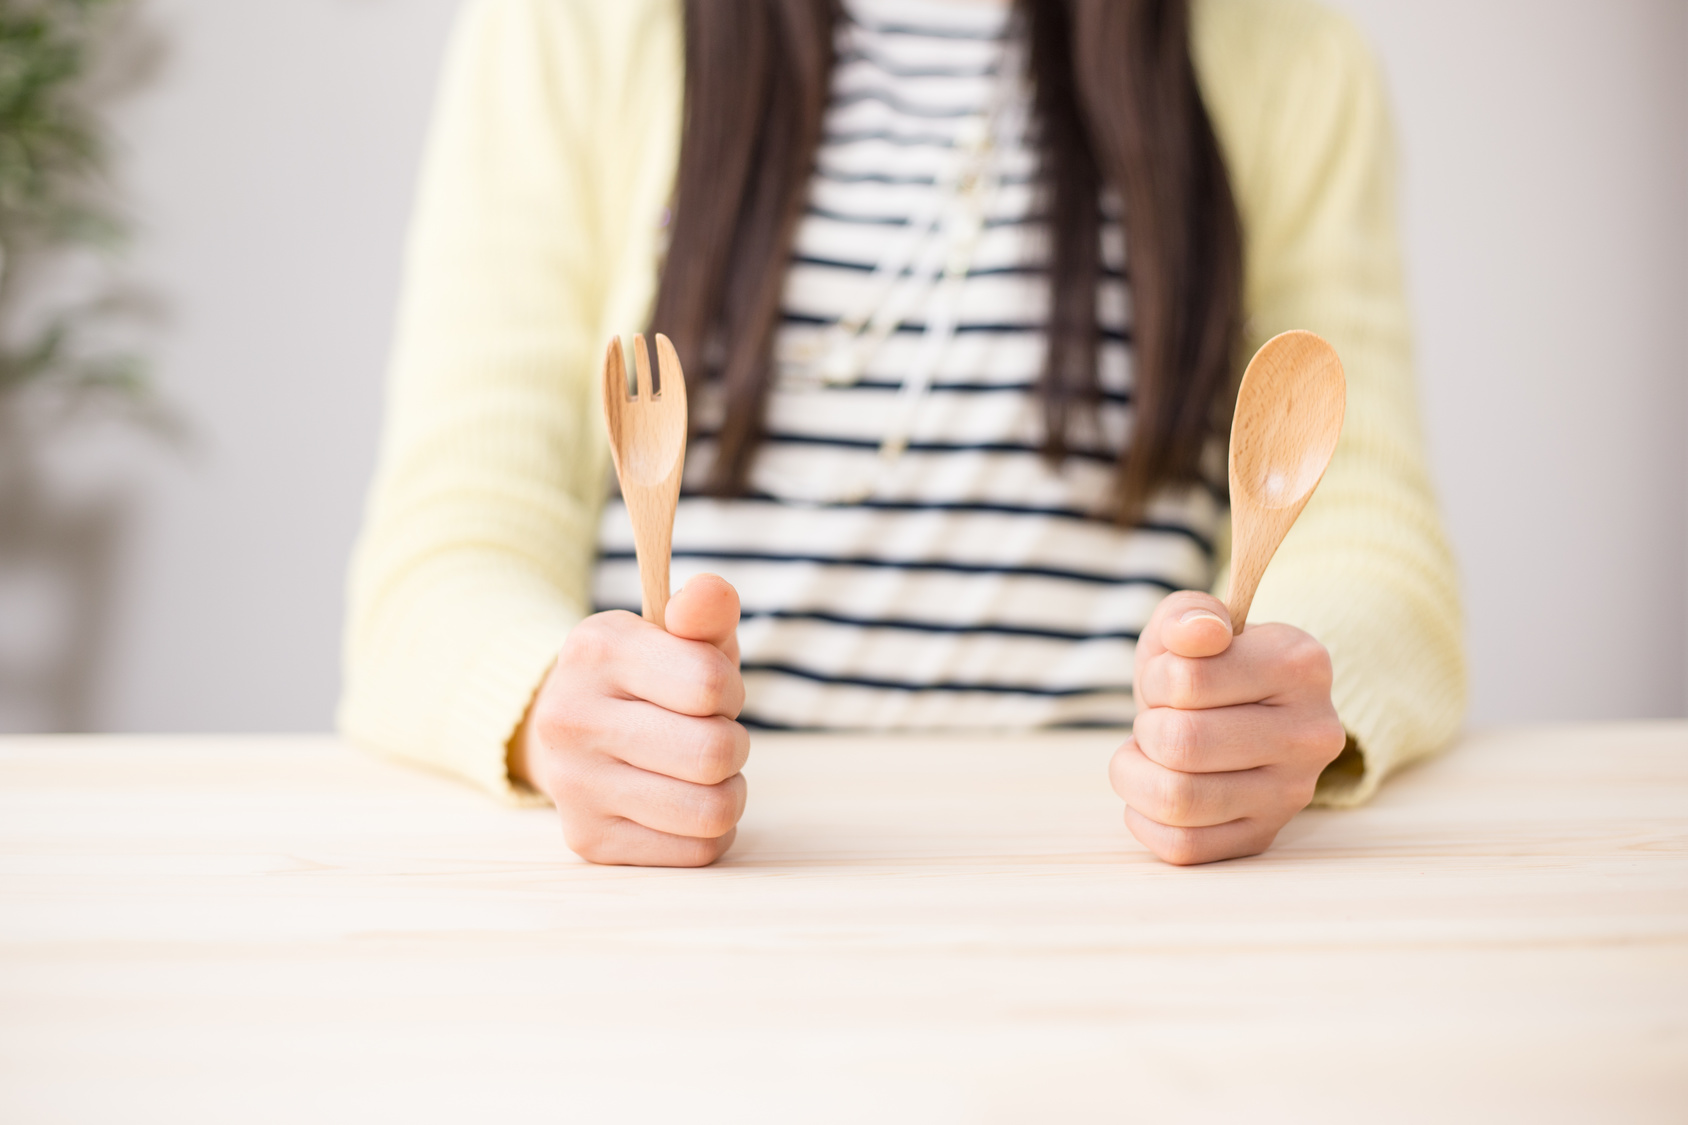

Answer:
[1224,505,1304,636]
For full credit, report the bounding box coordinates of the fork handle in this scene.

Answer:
[632,517,673,629]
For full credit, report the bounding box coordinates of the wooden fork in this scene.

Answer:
[602,332,688,628]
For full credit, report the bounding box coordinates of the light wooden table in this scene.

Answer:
[1,725,1685,1124]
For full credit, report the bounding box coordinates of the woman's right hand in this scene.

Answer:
[509,574,748,867]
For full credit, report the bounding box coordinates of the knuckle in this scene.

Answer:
[1156,826,1208,867]
[1155,769,1202,825]
[562,821,612,865]
[687,782,743,838]
[1269,764,1320,814]
[689,653,736,715]
[1286,635,1333,687]
[564,613,621,666]
[1107,742,1134,796]
[690,721,744,784]
[674,831,733,868]
[535,695,590,742]
[534,701,613,775]
[1242,823,1280,859]
[1287,712,1345,768]
[1161,657,1205,709]
[1311,715,1348,761]
[1150,708,1201,769]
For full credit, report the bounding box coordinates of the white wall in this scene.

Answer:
[1323,0,1688,721]
[92,0,461,731]
[44,0,1688,731]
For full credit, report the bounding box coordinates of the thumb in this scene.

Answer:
[663,573,741,662]
[1142,590,1234,665]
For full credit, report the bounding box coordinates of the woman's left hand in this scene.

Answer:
[1110,591,1348,865]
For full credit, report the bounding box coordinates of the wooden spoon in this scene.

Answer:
[602,332,688,628]
[1224,330,1346,634]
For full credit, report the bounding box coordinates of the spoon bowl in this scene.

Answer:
[1224,330,1346,633]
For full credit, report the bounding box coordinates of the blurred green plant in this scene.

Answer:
[0,0,147,411]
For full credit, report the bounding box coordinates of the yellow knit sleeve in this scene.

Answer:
[1197,1,1469,805]
[337,0,681,800]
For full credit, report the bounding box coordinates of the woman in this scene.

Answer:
[340,0,1466,866]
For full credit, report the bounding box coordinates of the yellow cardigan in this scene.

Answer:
[340,0,1466,807]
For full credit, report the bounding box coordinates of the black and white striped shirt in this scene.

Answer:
[595,0,1223,729]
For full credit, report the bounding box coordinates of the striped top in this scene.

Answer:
[593,0,1224,729]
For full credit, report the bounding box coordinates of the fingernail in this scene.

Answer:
[1179,609,1226,626]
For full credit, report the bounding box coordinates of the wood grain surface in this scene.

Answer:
[602,331,687,626]
[1225,329,1346,631]
[2,724,1685,1124]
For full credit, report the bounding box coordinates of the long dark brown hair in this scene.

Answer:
[651,0,1243,521]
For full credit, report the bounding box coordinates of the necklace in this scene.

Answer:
[777,35,1024,502]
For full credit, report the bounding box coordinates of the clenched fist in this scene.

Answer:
[1112,591,1347,865]
[510,573,748,867]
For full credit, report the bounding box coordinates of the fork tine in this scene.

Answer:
[632,333,654,401]
[603,335,627,405]
[654,333,686,410]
